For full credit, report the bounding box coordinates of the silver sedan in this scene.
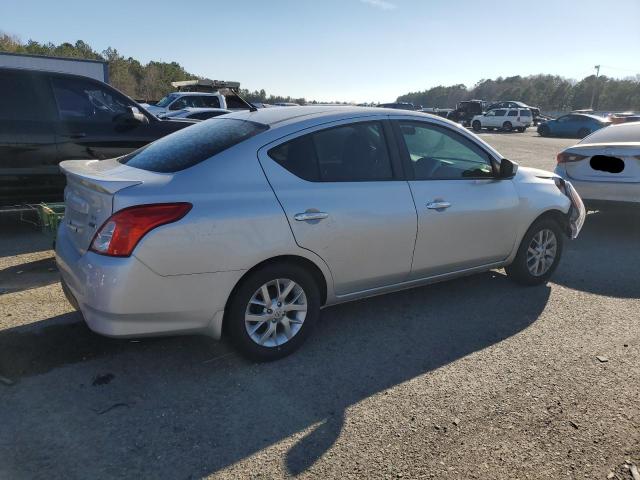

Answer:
[55,107,585,360]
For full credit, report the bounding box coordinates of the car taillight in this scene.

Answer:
[556,152,587,164]
[90,203,192,257]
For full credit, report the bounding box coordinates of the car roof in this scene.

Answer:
[221,105,439,127]
[566,113,607,121]
[579,121,640,145]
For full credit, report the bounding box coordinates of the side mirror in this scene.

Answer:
[115,106,148,126]
[499,158,518,178]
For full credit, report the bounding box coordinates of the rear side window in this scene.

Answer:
[268,121,393,182]
[507,110,518,117]
[120,118,268,172]
[520,110,531,116]
[0,71,44,121]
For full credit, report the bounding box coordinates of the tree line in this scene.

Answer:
[2,34,638,111]
[397,74,640,112]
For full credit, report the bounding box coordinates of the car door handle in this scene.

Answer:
[294,211,329,221]
[426,201,451,210]
[61,132,86,139]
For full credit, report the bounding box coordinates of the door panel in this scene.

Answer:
[409,179,519,277]
[394,119,520,277]
[258,119,417,295]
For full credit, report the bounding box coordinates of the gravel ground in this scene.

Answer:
[0,130,638,480]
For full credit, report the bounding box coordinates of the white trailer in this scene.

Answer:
[0,52,108,82]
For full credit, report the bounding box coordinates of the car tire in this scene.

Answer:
[227,262,321,361]
[472,120,481,132]
[502,121,513,132]
[506,218,564,286]
[539,125,550,137]
[516,127,525,132]
[578,128,591,138]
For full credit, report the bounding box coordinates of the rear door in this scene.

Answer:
[0,69,59,203]
[259,118,418,295]
[393,119,519,278]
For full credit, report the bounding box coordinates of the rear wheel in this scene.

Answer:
[506,218,564,286]
[516,127,525,132]
[227,263,321,361]
[502,121,513,132]
[578,127,591,138]
[472,120,481,132]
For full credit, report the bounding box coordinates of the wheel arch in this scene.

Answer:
[221,254,329,337]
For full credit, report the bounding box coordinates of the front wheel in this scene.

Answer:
[516,127,525,132]
[506,218,564,285]
[227,263,321,361]
[502,121,513,132]
[472,120,481,132]
[539,125,550,137]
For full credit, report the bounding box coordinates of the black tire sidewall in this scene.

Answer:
[227,263,321,361]
[503,121,513,131]
[472,121,481,131]
[506,218,564,286]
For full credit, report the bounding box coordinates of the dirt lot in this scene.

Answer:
[1,130,639,480]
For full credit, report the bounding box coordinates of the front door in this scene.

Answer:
[48,75,160,161]
[259,119,417,295]
[394,119,519,278]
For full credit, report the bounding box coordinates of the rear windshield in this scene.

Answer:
[119,118,268,173]
[580,122,640,144]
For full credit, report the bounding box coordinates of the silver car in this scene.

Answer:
[55,107,585,360]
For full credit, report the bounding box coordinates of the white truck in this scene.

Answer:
[142,79,251,117]
[471,108,533,133]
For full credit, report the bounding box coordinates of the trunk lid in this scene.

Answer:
[564,144,640,183]
[60,158,159,254]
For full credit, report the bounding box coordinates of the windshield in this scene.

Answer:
[119,118,268,172]
[155,93,179,107]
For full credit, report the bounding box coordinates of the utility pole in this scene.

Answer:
[590,65,601,110]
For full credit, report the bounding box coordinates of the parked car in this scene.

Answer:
[447,100,487,126]
[471,108,533,132]
[487,101,542,125]
[55,106,585,361]
[554,121,640,209]
[143,92,228,117]
[609,112,640,125]
[538,113,610,138]
[273,102,300,107]
[157,107,231,121]
[0,67,195,206]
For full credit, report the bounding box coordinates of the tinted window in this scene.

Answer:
[493,109,507,116]
[120,118,268,173]
[399,121,493,180]
[0,71,43,120]
[156,94,178,108]
[51,77,131,122]
[520,110,531,116]
[198,96,221,108]
[507,110,518,116]
[268,121,393,182]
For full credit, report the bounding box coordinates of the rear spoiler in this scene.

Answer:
[59,159,143,194]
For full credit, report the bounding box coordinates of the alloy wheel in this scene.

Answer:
[244,278,307,347]
[526,229,558,277]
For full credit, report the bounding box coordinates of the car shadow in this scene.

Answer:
[552,210,640,298]
[0,217,54,258]
[0,270,550,479]
[0,256,59,294]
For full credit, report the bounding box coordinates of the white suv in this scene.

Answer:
[472,108,533,133]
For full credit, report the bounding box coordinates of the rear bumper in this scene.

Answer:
[55,226,244,339]
[554,165,640,205]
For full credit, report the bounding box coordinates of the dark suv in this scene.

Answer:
[0,67,195,206]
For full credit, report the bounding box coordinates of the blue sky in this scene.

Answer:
[2,0,639,102]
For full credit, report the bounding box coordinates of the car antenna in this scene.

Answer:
[231,87,258,112]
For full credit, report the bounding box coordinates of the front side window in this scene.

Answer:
[399,121,494,180]
[119,118,268,172]
[156,94,178,108]
[268,121,393,182]
[493,109,507,117]
[51,77,132,122]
